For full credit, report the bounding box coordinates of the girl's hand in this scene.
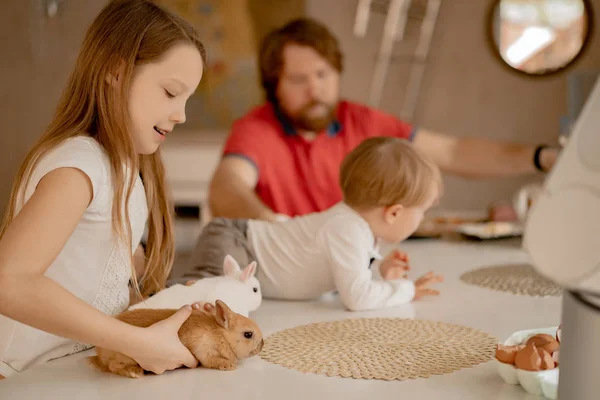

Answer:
[380,249,410,280]
[127,305,198,375]
[413,272,444,300]
[192,301,217,316]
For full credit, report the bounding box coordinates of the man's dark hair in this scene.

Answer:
[258,18,343,103]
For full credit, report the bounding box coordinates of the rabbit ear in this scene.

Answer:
[240,261,257,282]
[223,255,241,277]
[215,300,232,329]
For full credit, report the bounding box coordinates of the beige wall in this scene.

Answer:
[248,0,306,45]
[2,0,599,215]
[307,0,600,211]
[0,0,304,215]
[0,0,109,214]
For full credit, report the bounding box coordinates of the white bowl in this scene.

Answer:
[495,326,559,399]
[540,368,560,399]
[455,221,524,239]
[494,359,519,385]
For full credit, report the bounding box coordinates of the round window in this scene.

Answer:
[487,0,594,77]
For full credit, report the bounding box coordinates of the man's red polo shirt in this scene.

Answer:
[221,100,416,217]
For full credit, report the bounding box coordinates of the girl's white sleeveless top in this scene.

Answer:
[0,136,148,376]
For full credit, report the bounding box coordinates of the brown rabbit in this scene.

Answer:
[88,300,264,378]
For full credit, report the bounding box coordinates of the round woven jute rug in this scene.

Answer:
[460,263,562,297]
[259,318,498,381]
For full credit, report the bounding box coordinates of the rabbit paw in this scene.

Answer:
[110,364,145,378]
[201,356,236,371]
[218,362,236,371]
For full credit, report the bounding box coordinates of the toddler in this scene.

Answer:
[178,136,443,311]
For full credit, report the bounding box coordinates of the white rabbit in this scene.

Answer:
[129,255,262,317]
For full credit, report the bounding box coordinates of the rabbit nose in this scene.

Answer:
[258,339,264,352]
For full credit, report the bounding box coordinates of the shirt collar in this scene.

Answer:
[370,239,384,261]
[273,103,342,137]
[336,202,384,261]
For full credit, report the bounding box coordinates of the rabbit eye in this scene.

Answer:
[244,331,253,339]
[253,287,258,293]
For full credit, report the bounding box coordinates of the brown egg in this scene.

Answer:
[526,333,554,347]
[538,348,555,370]
[526,334,559,353]
[515,343,542,371]
[495,344,523,364]
[542,339,559,354]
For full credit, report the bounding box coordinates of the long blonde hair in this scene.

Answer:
[0,0,206,298]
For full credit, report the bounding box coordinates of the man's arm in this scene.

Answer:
[208,156,277,221]
[412,129,558,179]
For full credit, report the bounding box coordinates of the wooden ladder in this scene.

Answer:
[353,0,442,121]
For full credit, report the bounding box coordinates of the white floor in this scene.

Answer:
[0,238,562,400]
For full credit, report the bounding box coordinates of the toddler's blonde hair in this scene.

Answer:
[340,137,442,209]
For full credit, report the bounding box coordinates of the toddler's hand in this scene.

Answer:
[380,249,410,280]
[127,305,198,375]
[413,271,444,300]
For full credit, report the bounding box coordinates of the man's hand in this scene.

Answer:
[209,156,277,221]
[380,249,410,280]
[413,272,444,300]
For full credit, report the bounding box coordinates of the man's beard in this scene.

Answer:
[285,100,337,132]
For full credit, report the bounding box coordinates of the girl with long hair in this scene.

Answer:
[0,0,206,378]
